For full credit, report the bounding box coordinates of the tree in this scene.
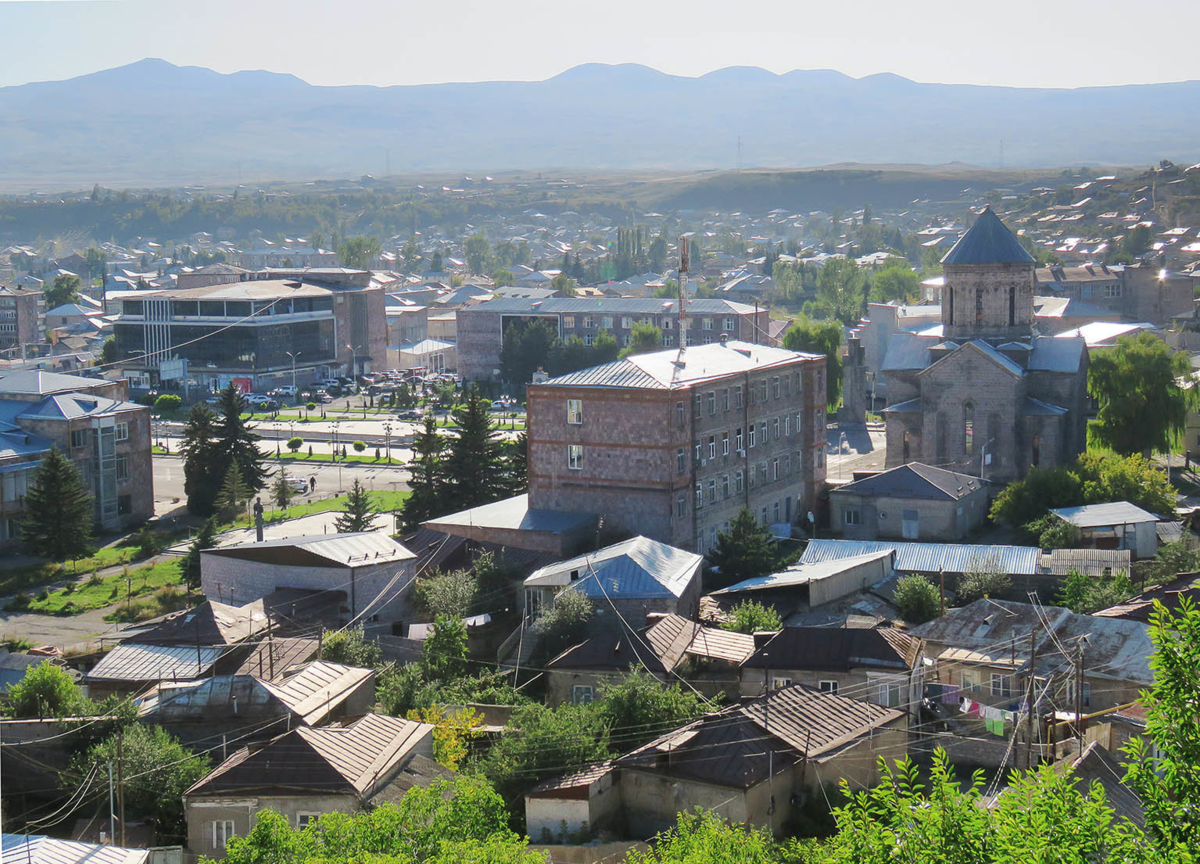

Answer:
[1123,598,1200,854]
[416,568,478,620]
[424,614,468,682]
[1089,332,1196,455]
[84,247,107,285]
[619,321,663,359]
[181,403,222,515]
[499,318,558,388]
[400,410,448,531]
[179,517,217,590]
[271,467,295,511]
[464,234,492,275]
[505,431,528,491]
[492,268,515,287]
[21,448,92,561]
[154,393,182,413]
[989,465,1084,527]
[706,508,779,590]
[71,724,209,841]
[320,625,382,667]
[430,250,444,272]
[594,669,706,751]
[99,335,117,365]
[215,384,268,491]
[334,478,377,533]
[551,272,576,296]
[444,386,507,509]
[868,261,919,303]
[591,328,619,364]
[1136,540,1200,586]
[337,235,382,269]
[532,587,593,661]
[3,661,85,718]
[815,257,866,325]
[625,810,780,864]
[893,574,941,624]
[720,599,782,634]
[286,436,303,452]
[407,704,483,770]
[1055,567,1133,614]
[215,464,251,520]
[782,317,843,408]
[1122,224,1153,258]
[648,233,668,272]
[45,273,81,309]
[955,563,1012,604]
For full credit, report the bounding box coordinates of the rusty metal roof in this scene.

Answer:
[259,661,374,726]
[86,644,226,683]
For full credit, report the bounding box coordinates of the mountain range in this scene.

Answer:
[1,59,1198,189]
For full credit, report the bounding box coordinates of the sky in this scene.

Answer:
[1,0,1198,90]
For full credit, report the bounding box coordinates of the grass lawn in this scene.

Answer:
[0,545,145,598]
[18,560,184,616]
[274,452,403,465]
[234,489,410,527]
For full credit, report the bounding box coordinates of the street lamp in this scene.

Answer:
[383,421,393,464]
[332,419,343,492]
[285,350,301,398]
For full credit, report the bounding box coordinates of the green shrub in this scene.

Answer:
[352,440,367,453]
[893,574,941,624]
[286,436,303,452]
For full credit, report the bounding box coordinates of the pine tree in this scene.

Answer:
[180,402,221,515]
[444,386,507,510]
[706,507,780,590]
[334,478,377,533]
[215,384,268,492]
[506,430,528,492]
[179,517,217,589]
[271,467,295,511]
[215,464,250,520]
[399,410,448,532]
[21,448,93,561]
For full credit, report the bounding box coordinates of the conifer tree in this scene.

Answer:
[444,386,507,510]
[334,478,377,533]
[179,517,217,589]
[21,448,93,561]
[399,409,448,531]
[180,402,221,515]
[271,467,295,512]
[706,507,780,590]
[215,464,251,520]
[215,384,268,491]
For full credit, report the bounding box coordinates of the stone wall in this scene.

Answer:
[942,261,1035,342]
[831,489,987,542]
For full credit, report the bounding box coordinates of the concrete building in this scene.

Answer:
[0,285,44,353]
[387,338,456,374]
[865,209,1090,482]
[456,297,771,385]
[830,462,988,541]
[526,340,827,553]
[0,370,152,544]
[1048,501,1160,559]
[1036,262,1193,325]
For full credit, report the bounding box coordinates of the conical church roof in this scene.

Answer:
[941,207,1035,265]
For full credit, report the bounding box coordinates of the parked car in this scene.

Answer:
[275,385,298,398]
[287,477,309,495]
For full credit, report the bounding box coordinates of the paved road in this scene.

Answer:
[826,422,888,481]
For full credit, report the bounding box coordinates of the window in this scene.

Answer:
[772,458,780,480]
[583,333,594,346]
[772,377,780,399]
[694,393,701,418]
[115,422,129,442]
[210,820,236,850]
[749,465,756,487]
[735,470,744,493]
[784,453,791,475]
[785,415,791,437]
[724,317,735,331]
[677,448,686,473]
[296,813,321,829]
[845,508,861,526]
[116,454,130,481]
[749,424,756,448]
[722,474,730,498]
[964,402,975,456]
[706,478,716,503]
[772,417,780,439]
[702,317,714,330]
[676,401,685,427]
[582,316,594,328]
[876,680,903,708]
[990,673,1012,699]
[661,318,672,330]
[695,443,701,462]
[772,676,794,690]
[773,501,780,522]
[676,494,686,517]
[567,445,583,470]
[566,399,583,425]
[71,428,88,449]
[722,388,730,411]
[707,391,716,415]
[734,385,743,407]
[736,428,744,451]
[118,495,132,515]
[708,436,716,459]
[563,316,575,328]
[721,432,729,455]
[573,685,595,705]
[601,316,613,329]
[621,316,632,328]
[662,334,674,347]
[819,680,839,695]
[695,482,703,508]
[760,380,768,402]
[796,411,803,437]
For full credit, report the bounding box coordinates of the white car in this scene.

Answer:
[275,385,298,398]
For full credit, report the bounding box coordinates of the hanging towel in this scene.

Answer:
[961,697,973,714]
[941,684,961,706]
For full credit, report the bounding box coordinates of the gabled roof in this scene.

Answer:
[258,661,374,726]
[86,643,227,682]
[187,713,432,798]
[941,207,1035,266]
[833,463,982,501]
[126,600,270,646]
[1051,501,1159,528]
[203,532,414,568]
[1,834,148,864]
[741,627,920,673]
[1092,572,1200,623]
[643,613,755,668]
[524,536,701,599]
[0,369,107,396]
[16,393,139,421]
[920,339,1024,378]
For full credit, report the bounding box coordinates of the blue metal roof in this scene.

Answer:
[941,207,1035,266]
[801,539,1042,576]
[525,536,701,599]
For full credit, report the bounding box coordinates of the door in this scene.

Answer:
[902,508,919,539]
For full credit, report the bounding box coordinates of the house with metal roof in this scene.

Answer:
[1050,501,1160,559]
[183,714,436,857]
[830,462,988,542]
[1,834,148,864]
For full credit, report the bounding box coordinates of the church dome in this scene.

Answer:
[941,207,1035,266]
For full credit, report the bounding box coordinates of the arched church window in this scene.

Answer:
[964,402,975,456]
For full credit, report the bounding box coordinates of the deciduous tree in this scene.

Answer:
[782,317,842,407]
[1089,332,1196,455]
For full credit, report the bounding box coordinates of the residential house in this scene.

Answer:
[830,463,988,541]
[1,834,148,864]
[710,549,896,618]
[525,762,619,843]
[1048,501,1160,559]
[1091,572,1200,623]
[184,714,436,857]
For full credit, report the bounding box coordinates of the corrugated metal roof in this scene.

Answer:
[461,297,754,315]
[1040,548,1132,577]
[1030,335,1086,372]
[801,539,1042,576]
[1051,501,1159,527]
[259,661,374,726]
[941,208,1035,265]
[880,332,935,372]
[424,493,597,534]
[127,600,270,646]
[1023,396,1068,415]
[1,835,148,864]
[643,614,754,668]
[87,644,226,682]
[524,536,701,599]
[712,550,895,594]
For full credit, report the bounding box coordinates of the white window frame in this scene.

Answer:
[573,684,595,705]
[621,316,632,328]
[749,424,756,448]
[990,673,1012,698]
[210,820,236,850]
[721,433,729,456]
[702,317,714,330]
[772,676,793,690]
[115,422,130,442]
[845,509,861,526]
[708,436,717,459]
[819,680,839,695]
[566,399,583,425]
[567,444,583,470]
[295,812,321,830]
[724,317,735,331]
[601,316,613,329]
[563,315,575,328]
[735,470,744,493]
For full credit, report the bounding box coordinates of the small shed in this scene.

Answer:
[1049,502,1159,559]
[525,761,619,842]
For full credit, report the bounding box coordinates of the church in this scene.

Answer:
[862,208,1089,483]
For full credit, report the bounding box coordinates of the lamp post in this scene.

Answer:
[332,419,343,492]
[285,350,301,399]
[383,421,393,464]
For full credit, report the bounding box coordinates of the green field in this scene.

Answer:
[235,489,410,527]
[19,559,184,616]
[0,545,145,598]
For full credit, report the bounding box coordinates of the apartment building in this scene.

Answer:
[0,370,153,546]
[526,339,826,553]
[0,285,44,353]
[457,297,772,384]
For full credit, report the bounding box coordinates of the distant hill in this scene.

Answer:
[1,59,1198,189]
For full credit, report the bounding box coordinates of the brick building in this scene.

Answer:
[456,297,772,385]
[0,285,44,353]
[526,339,826,553]
[858,208,1090,482]
[0,370,153,545]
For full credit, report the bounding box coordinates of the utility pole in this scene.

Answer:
[108,762,115,844]
[939,568,945,618]
[1024,624,1038,770]
[116,733,126,846]
[1075,644,1085,751]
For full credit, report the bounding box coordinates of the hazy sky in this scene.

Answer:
[1,0,1198,90]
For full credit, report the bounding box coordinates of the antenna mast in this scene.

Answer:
[678,236,689,351]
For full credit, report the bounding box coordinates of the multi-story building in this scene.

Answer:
[0,370,153,546]
[0,285,45,353]
[1034,261,1192,325]
[112,272,387,391]
[457,297,772,384]
[526,339,826,553]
